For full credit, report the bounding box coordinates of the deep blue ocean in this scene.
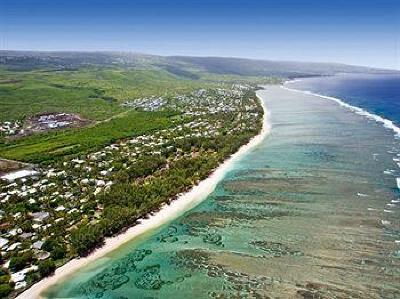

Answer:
[286,73,400,126]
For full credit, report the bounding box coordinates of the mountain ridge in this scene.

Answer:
[1,50,397,77]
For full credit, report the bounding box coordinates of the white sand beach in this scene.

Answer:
[16,92,271,299]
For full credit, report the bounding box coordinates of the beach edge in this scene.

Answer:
[16,89,271,299]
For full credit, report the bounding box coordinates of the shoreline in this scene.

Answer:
[17,91,271,299]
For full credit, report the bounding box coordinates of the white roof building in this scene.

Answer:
[1,169,39,182]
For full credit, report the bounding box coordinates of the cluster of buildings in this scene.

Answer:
[34,113,71,129]
[27,112,86,133]
[0,113,86,137]
[122,97,166,111]
[0,121,21,136]
[0,85,262,294]
[120,85,259,117]
[175,87,258,116]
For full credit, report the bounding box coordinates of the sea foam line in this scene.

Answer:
[282,82,400,196]
[283,82,400,246]
[282,84,400,138]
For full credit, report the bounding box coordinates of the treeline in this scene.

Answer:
[69,129,259,256]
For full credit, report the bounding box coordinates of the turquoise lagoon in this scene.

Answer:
[44,85,400,299]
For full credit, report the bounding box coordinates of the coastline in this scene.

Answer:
[17,91,271,299]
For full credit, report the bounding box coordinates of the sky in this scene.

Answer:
[0,0,399,69]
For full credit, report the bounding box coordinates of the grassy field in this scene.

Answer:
[0,67,208,122]
[0,64,273,164]
[198,72,283,84]
[0,110,180,164]
[0,68,120,121]
[0,67,209,163]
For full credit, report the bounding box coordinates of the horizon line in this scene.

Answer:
[1,49,399,71]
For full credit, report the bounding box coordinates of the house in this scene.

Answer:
[31,211,50,222]
[0,237,9,249]
[1,169,39,182]
[32,240,44,250]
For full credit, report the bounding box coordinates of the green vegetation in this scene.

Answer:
[0,67,209,122]
[0,110,178,164]
[0,66,220,165]
[69,130,259,256]
[0,283,13,298]
[198,72,283,85]
[0,68,122,122]
[42,240,66,260]
[0,52,271,297]
[9,252,34,272]
[38,259,56,277]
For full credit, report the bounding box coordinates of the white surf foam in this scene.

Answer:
[282,84,400,138]
[384,170,395,175]
[283,82,400,194]
[284,78,304,84]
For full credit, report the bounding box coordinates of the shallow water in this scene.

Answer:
[44,85,400,299]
